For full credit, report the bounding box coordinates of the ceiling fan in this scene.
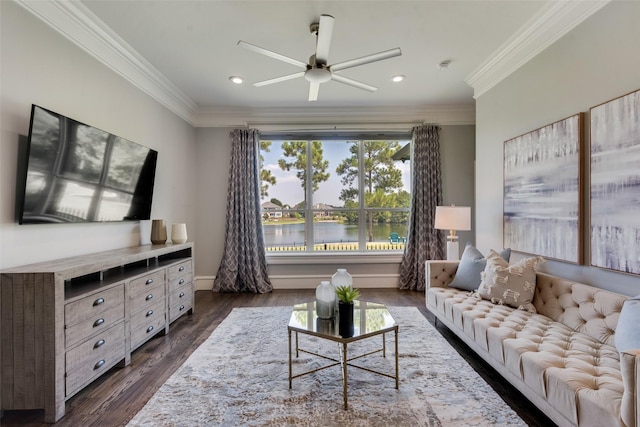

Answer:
[238,14,402,102]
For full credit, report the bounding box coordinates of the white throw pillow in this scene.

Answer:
[477,250,545,313]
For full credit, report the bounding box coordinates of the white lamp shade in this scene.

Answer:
[434,206,471,231]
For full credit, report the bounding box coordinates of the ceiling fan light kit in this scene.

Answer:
[238,14,402,101]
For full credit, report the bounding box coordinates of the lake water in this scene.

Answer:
[263,222,408,247]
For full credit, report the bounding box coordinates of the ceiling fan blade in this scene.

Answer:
[331,73,377,92]
[308,82,320,101]
[315,14,334,64]
[330,47,402,72]
[253,71,305,87]
[237,40,307,69]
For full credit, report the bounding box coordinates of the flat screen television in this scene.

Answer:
[17,105,158,224]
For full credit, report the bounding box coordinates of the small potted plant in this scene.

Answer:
[335,285,360,337]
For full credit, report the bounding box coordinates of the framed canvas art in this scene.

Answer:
[590,89,640,274]
[503,113,584,263]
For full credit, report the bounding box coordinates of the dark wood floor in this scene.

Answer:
[1,289,555,426]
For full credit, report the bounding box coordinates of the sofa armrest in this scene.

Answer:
[620,349,640,427]
[425,260,459,289]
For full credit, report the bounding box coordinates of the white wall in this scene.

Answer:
[194,124,475,289]
[0,2,197,269]
[475,1,640,295]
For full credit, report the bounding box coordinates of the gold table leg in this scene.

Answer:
[395,326,399,389]
[342,342,348,409]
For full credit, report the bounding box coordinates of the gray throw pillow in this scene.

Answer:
[449,243,511,291]
[616,295,640,352]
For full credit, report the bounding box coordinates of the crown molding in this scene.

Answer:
[15,0,199,124]
[16,1,476,128]
[465,0,611,99]
[193,105,476,128]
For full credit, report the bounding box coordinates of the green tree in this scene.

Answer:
[270,198,283,207]
[336,140,404,241]
[278,140,330,205]
[260,140,276,198]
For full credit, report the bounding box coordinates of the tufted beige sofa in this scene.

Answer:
[426,260,640,427]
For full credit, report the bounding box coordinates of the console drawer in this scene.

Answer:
[167,260,192,281]
[65,284,125,327]
[129,270,165,298]
[130,302,166,350]
[65,303,124,348]
[169,286,193,323]
[168,272,192,293]
[65,321,125,397]
[129,280,165,308]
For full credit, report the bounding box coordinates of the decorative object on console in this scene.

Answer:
[139,220,152,245]
[171,223,188,244]
[335,285,360,338]
[476,251,545,313]
[434,205,471,260]
[503,113,584,264]
[616,294,640,352]
[315,280,335,319]
[590,88,640,274]
[449,243,511,291]
[150,219,167,244]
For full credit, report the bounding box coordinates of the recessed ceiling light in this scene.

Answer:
[229,76,244,84]
[392,75,405,83]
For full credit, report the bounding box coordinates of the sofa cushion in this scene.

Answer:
[616,294,640,352]
[448,244,511,291]
[477,251,544,312]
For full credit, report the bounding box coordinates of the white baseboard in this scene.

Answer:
[194,274,399,291]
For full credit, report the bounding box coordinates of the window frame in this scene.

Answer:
[260,133,412,258]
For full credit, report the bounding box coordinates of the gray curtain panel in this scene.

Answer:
[398,125,445,291]
[213,129,273,293]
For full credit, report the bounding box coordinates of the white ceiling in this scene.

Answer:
[17,0,610,126]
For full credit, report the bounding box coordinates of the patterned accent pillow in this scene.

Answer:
[476,250,545,312]
[449,243,511,291]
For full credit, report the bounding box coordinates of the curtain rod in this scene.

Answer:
[247,122,424,133]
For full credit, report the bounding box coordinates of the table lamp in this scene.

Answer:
[434,205,471,260]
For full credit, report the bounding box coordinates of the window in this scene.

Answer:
[259,136,411,253]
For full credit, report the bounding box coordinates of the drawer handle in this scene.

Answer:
[93,318,105,327]
[146,278,154,285]
[146,325,154,333]
[179,304,185,311]
[93,298,105,306]
[145,294,153,301]
[94,359,106,370]
[146,309,154,317]
[94,339,105,349]
[178,266,185,272]
[179,279,185,285]
[179,292,185,298]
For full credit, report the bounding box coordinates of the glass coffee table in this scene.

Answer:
[287,300,399,409]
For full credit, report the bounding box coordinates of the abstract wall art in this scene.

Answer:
[503,113,584,263]
[590,89,640,274]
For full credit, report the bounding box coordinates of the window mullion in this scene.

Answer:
[357,140,366,251]
[305,140,313,252]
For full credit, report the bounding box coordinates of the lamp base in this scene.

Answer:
[446,240,460,261]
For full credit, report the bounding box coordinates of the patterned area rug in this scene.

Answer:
[127,306,525,426]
